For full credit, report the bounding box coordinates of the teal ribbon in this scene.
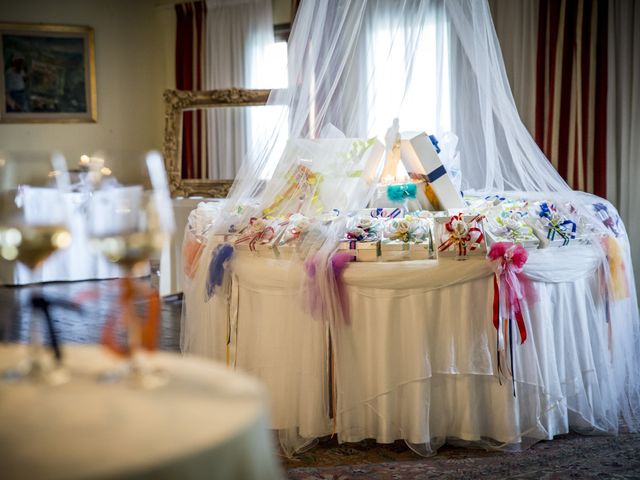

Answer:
[387,183,417,202]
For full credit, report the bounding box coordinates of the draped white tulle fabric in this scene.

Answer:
[181,0,640,456]
[205,0,275,178]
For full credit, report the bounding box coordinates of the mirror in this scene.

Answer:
[162,88,271,198]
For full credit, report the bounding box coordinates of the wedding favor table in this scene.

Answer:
[0,345,282,480]
[183,241,630,453]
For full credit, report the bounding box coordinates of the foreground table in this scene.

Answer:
[0,345,282,480]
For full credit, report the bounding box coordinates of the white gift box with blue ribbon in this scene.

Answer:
[400,132,465,211]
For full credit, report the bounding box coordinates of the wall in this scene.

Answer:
[272,0,292,24]
[0,0,173,183]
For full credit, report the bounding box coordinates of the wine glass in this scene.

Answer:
[86,151,174,388]
[0,152,72,384]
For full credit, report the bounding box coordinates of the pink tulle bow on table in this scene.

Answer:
[304,251,354,325]
[488,242,537,384]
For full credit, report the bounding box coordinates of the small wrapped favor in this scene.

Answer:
[591,202,622,237]
[336,215,382,262]
[528,202,577,248]
[380,215,431,261]
[433,213,486,259]
[275,213,313,259]
[485,211,539,249]
[234,217,278,255]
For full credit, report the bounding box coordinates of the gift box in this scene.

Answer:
[400,132,465,211]
[336,240,380,262]
[528,202,577,248]
[337,215,383,262]
[409,241,430,260]
[433,213,486,259]
[262,138,385,217]
[380,240,411,261]
[379,214,431,261]
[485,211,539,249]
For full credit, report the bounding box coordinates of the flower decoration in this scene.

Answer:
[494,212,534,243]
[280,213,312,245]
[344,216,381,242]
[385,216,429,243]
[346,226,366,241]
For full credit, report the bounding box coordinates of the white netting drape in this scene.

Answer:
[182,0,640,456]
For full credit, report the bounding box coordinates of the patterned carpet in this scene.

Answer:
[284,433,640,479]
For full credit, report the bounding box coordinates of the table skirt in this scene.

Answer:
[182,243,640,454]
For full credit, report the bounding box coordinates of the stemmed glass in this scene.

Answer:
[0,152,72,384]
[86,151,174,388]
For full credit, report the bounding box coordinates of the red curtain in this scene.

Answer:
[535,0,608,196]
[175,1,207,180]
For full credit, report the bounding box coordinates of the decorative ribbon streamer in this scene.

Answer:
[485,194,506,205]
[331,252,353,325]
[593,203,620,237]
[31,295,81,365]
[304,251,354,325]
[371,207,402,219]
[604,236,630,301]
[182,229,205,279]
[262,164,323,216]
[438,213,484,257]
[428,134,441,154]
[234,218,276,251]
[206,243,235,299]
[488,241,536,394]
[409,165,447,185]
[101,277,160,357]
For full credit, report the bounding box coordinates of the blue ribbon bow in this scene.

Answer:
[428,134,441,154]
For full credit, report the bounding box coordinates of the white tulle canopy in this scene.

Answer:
[181,0,640,456]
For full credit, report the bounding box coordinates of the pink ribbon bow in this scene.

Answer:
[488,241,537,386]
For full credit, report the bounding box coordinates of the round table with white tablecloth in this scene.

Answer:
[0,345,283,480]
[182,239,640,455]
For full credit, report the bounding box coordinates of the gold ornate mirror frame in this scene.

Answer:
[162,88,271,198]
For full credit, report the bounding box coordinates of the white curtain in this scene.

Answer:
[205,0,274,179]
[607,0,640,299]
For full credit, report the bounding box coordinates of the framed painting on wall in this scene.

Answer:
[0,23,97,123]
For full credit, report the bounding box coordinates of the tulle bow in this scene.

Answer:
[488,241,537,389]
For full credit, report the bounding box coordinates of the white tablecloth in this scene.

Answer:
[0,345,282,479]
[182,242,639,454]
[0,191,125,286]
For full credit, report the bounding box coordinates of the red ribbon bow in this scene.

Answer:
[234,218,275,251]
